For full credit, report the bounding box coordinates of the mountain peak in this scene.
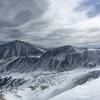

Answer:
[10,40,27,44]
[13,40,21,42]
[0,40,45,59]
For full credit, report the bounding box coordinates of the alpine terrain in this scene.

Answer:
[0,40,100,100]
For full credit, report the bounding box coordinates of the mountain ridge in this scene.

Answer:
[0,40,45,59]
[0,40,100,73]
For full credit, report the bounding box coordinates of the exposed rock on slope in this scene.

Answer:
[0,40,45,59]
[0,76,26,92]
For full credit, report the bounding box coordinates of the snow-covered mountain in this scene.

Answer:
[0,40,45,59]
[0,40,100,100]
[38,46,100,71]
[0,42,100,73]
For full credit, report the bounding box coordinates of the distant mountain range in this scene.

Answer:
[0,40,100,73]
[0,40,8,45]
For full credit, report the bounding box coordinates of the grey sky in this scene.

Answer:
[0,0,100,47]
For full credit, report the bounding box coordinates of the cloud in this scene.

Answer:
[0,0,100,48]
[0,0,48,28]
[0,29,24,40]
[43,0,86,27]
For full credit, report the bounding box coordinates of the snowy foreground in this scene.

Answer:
[49,77,100,100]
[0,68,100,100]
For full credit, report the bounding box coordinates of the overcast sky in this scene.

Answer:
[0,0,100,47]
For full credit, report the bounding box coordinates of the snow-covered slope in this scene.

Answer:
[0,57,40,73]
[49,76,100,100]
[0,40,45,59]
[0,76,26,92]
[1,68,100,100]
